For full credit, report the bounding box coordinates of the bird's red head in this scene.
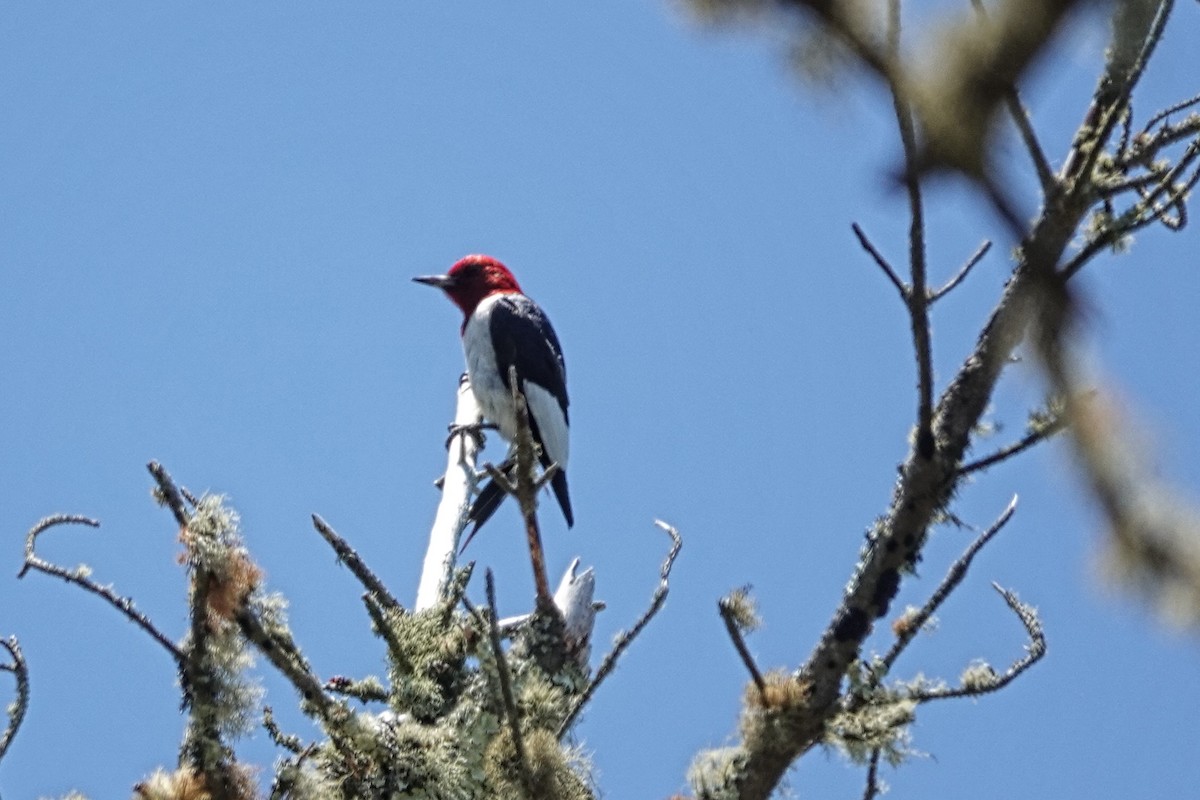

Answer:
[413,254,523,317]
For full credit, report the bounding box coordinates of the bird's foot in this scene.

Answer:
[445,421,497,450]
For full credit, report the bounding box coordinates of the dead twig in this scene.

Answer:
[558,521,682,739]
[0,636,30,763]
[910,583,1046,701]
[312,513,403,612]
[959,415,1068,475]
[929,240,993,302]
[17,514,184,664]
[719,592,766,700]
[881,497,1019,673]
[851,222,907,301]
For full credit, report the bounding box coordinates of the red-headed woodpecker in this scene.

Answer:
[414,255,573,539]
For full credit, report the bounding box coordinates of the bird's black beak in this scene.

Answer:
[413,274,455,289]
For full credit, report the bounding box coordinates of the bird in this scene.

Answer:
[414,255,573,543]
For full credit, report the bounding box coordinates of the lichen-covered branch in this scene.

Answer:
[0,636,30,764]
[312,513,403,613]
[910,583,1046,701]
[880,497,1019,674]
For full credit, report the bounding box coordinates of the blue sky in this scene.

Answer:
[2,2,1199,798]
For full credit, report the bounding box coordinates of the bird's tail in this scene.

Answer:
[460,462,574,552]
[550,468,574,528]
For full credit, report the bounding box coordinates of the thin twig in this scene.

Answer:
[929,240,993,302]
[881,497,1019,673]
[958,416,1068,475]
[967,0,1057,193]
[148,460,190,527]
[1140,91,1200,138]
[1063,135,1200,279]
[1064,0,1174,189]
[312,514,403,612]
[485,570,533,795]
[884,0,934,459]
[911,583,1046,701]
[861,747,883,800]
[17,514,184,664]
[558,520,682,739]
[0,636,30,763]
[851,222,907,300]
[719,597,766,699]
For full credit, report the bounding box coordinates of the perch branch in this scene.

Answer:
[416,373,482,612]
[17,514,184,664]
[505,365,554,607]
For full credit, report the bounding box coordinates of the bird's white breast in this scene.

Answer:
[463,294,520,442]
[461,293,569,469]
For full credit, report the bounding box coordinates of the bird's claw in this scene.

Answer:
[445,421,496,450]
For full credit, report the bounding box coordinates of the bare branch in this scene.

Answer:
[966,0,1057,193]
[882,2,935,459]
[861,747,883,800]
[312,514,403,613]
[719,591,766,699]
[911,583,1046,701]
[958,414,1068,475]
[851,222,908,300]
[0,636,30,763]
[148,460,190,528]
[1139,91,1200,138]
[416,374,482,611]
[17,514,184,664]
[881,496,1019,673]
[558,521,682,739]
[929,240,993,302]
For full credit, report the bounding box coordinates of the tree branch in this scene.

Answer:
[17,514,184,664]
[0,636,30,763]
[929,240,992,303]
[851,222,907,300]
[416,373,482,612]
[910,583,1046,701]
[558,521,682,739]
[958,413,1068,475]
[312,514,403,613]
[881,497,1019,673]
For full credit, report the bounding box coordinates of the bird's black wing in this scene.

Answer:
[488,295,569,424]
